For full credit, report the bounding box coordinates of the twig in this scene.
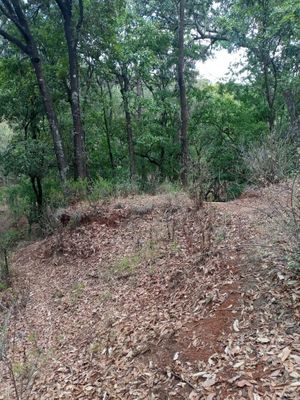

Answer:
[159,368,199,392]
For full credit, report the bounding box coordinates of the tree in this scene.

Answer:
[221,0,300,133]
[55,0,87,179]
[178,0,188,186]
[0,0,68,183]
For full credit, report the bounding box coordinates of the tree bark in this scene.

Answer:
[30,175,43,214]
[118,71,136,181]
[56,0,87,180]
[178,0,188,187]
[99,81,115,171]
[31,57,68,182]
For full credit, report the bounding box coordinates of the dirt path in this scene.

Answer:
[0,191,299,399]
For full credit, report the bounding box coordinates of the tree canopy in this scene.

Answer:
[0,0,299,211]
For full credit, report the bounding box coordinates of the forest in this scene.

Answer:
[0,1,300,399]
[0,0,298,218]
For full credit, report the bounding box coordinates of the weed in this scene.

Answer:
[114,254,140,274]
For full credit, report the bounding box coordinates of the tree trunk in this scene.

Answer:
[262,61,276,132]
[31,57,68,183]
[118,72,136,181]
[99,82,115,171]
[178,0,189,187]
[30,175,43,215]
[136,78,143,121]
[63,14,87,180]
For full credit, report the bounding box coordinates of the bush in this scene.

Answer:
[114,181,139,197]
[243,134,297,186]
[88,177,114,203]
[0,229,22,289]
[265,174,300,274]
[187,159,214,208]
[277,177,300,273]
[5,180,33,223]
[66,178,89,203]
[156,179,180,194]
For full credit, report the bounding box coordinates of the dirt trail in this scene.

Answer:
[0,191,299,399]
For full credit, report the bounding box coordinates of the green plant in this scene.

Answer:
[114,254,141,273]
[0,229,23,289]
[156,179,180,194]
[88,177,114,203]
[66,179,89,203]
[114,181,139,197]
[5,181,33,223]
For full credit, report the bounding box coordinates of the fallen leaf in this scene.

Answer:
[233,361,245,369]
[236,380,252,388]
[278,346,291,362]
[202,376,217,388]
[256,337,270,344]
[290,354,300,365]
[233,319,240,332]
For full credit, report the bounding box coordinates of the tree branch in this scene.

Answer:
[0,0,29,40]
[135,152,161,167]
[0,26,29,54]
[76,0,83,33]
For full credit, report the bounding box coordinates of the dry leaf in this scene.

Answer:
[236,380,252,388]
[290,354,300,365]
[202,376,217,388]
[278,346,291,362]
[233,319,240,332]
[189,391,201,399]
[256,337,270,344]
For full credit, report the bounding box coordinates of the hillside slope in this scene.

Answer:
[0,190,299,399]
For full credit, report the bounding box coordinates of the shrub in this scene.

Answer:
[0,229,22,289]
[5,181,33,223]
[156,179,180,194]
[187,159,214,208]
[88,177,114,203]
[114,181,139,197]
[278,177,300,273]
[243,134,297,186]
[266,174,300,274]
[66,178,89,203]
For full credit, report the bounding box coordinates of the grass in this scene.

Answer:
[113,254,141,275]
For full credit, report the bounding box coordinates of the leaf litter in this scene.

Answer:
[0,189,299,399]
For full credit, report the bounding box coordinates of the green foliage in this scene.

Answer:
[1,137,50,179]
[88,178,114,202]
[66,179,89,203]
[5,181,34,223]
[0,228,22,290]
[0,0,299,225]
[112,254,141,276]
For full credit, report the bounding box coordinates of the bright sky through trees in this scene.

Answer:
[197,49,247,82]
